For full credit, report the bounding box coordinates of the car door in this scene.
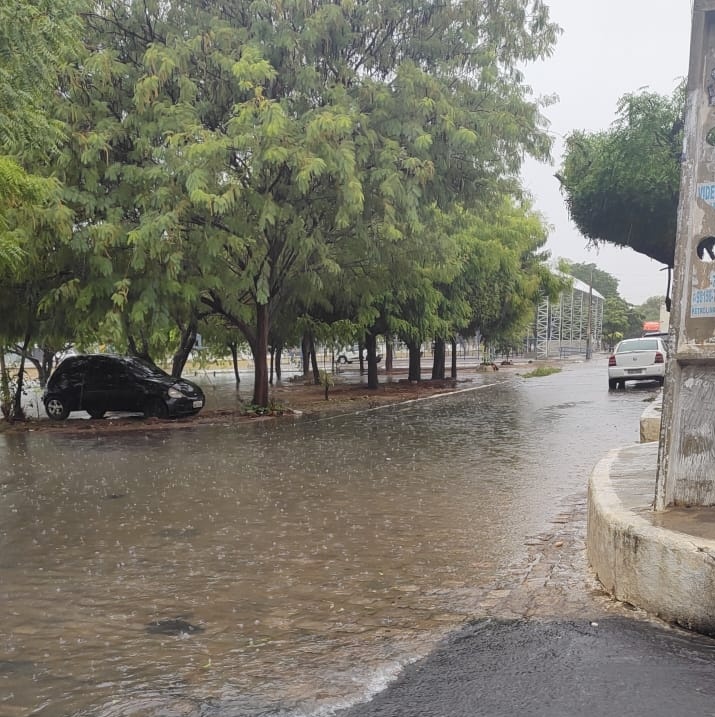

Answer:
[114,360,147,412]
[53,356,90,410]
[80,356,119,413]
[97,358,145,412]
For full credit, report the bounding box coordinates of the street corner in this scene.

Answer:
[587,443,715,637]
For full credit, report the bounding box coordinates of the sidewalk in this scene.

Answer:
[587,394,715,636]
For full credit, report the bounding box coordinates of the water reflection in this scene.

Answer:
[0,360,652,716]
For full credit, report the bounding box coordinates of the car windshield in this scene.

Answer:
[125,357,171,379]
[617,339,659,353]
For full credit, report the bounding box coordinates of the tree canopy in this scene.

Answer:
[2,0,568,412]
[0,0,83,271]
[557,85,685,269]
[558,260,620,299]
[639,295,665,322]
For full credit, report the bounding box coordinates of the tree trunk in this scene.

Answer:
[21,348,43,387]
[269,346,275,385]
[171,319,197,377]
[407,341,422,382]
[385,337,393,372]
[365,333,379,389]
[432,338,446,380]
[127,335,152,363]
[0,349,11,419]
[301,333,311,378]
[229,342,240,386]
[12,332,31,420]
[309,335,320,384]
[275,346,282,382]
[450,336,458,379]
[40,348,54,387]
[252,303,270,407]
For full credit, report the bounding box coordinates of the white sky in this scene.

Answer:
[520,0,693,304]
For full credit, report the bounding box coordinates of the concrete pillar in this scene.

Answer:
[656,1,715,509]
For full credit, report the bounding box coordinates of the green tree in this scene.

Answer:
[0,161,47,274]
[0,0,81,147]
[57,0,559,407]
[0,0,83,419]
[422,199,563,374]
[558,260,620,299]
[57,0,373,403]
[0,0,82,270]
[467,200,565,354]
[637,295,665,322]
[557,85,684,270]
[602,296,629,350]
[602,295,645,349]
[0,194,75,418]
[625,303,646,339]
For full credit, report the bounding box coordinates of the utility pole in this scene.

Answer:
[585,271,593,360]
[656,1,715,509]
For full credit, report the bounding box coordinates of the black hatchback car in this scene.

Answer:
[43,354,205,420]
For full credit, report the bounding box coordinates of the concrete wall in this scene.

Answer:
[657,2,715,509]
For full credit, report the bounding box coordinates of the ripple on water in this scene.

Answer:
[0,360,653,716]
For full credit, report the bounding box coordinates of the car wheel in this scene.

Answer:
[657,378,665,386]
[144,398,169,419]
[45,396,69,421]
[608,378,618,390]
[337,355,348,364]
[87,407,106,419]
[618,379,626,390]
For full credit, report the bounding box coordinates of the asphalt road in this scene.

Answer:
[337,617,715,717]
[6,359,713,716]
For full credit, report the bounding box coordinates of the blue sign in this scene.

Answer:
[698,183,715,207]
[692,285,715,317]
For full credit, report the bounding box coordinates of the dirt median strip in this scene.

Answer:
[2,362,544,434]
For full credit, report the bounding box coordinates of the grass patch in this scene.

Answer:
[522,366,562,379]
[242,399,287,416]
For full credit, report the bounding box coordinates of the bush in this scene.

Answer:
[522,366,562,379]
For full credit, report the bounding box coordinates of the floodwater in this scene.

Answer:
[0,359,655,717]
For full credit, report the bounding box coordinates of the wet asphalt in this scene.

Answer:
[337,617,715,717]
[7,360,715,715]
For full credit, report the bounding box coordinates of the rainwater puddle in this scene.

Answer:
[0,359,654,716]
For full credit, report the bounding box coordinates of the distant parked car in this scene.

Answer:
[608,337,667,390]
[43,354,205,420]
[641,330,671,353]
[337,347,362,364]
[336,347,382,365]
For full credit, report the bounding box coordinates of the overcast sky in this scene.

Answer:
[520,1,693,304]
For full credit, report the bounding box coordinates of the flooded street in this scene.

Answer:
[0,359,656,717]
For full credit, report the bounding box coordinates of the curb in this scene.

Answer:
[587,444,715,635]
[639,394,662,443]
